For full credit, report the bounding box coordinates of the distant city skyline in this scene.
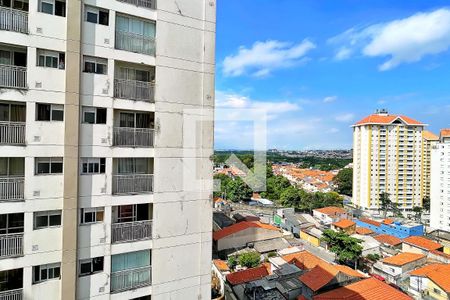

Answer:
[215,0,450,150]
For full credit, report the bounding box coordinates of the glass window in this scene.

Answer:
[80,158,106,175]
[51,104,64,121]
[36,103,64,121]
[37,49,64,69]
[85,5,108,25]
[39,0,53,14]
[54,0,65,16]
[86,11,97,23]
[33,263,61,284]
[83,56,107,75]
[82,107,107,124]
[112,250,150,272]
[80,207,104,224]
[79,257,103,276]
[35,157,63,175]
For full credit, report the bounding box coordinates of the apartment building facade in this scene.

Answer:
[422,130,439,200]
[352,110,425,211]
[430,129,450,231]
[0,0,216,299]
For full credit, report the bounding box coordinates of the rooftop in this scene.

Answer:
[381,252,425,266]
[373,234,402,246]
[282,250,327,270]
[213,221,279,241]
[313,277,412,300]
[353,113,424,127]
[355,227,374,235]
[359,218,381,227]
[314,206,346,216]
[213,259,230,272]
[333,219,356,229]
[410,264,450,293]
[440,128,450,138]
[423,130,439,141]
[226,265,269,285]
[402,236,443,251]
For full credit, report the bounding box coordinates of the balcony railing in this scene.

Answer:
[114,79,155,102]
[0,177,24,201]
[0,122,25,145]
[113,127,154,147]
[112,174,153,195]
[0,64,27,89]
[0,7,28,33]
[0,289,23,300]
[111,266,151,293]
[117,0,155,9]
[0,233,23,258]
[115,30,155,56]
[112,220,152,243]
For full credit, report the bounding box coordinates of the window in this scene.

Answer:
[35,157,63,175]
[37,49,65,69]
[83,56,108,75]
[0,213,24,234]
[34,211,61,229]
[36,103,64,121]
[33,263,60,284]
[85,5,108,25]
[81,158,105,174]
[79,257,103,276]
[80,207,104,224]
[82,107,106,124]
[38,0,65,16]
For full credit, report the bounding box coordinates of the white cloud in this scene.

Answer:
[329,8,450,70]
[323,96,337,103]
[222,40,316,77]
[335,113,355,122]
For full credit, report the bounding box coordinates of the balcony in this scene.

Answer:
[115,30,155,56]
[112,174,153,195]
[0,177,24,201]
[112,220,152,243]
[117,0,155,9]
[0,122,25,145]
[113,127,154,147]
[0,233,23,258]
[114,79,154,102]
[111,266,151,293]
[0,288,22,300]
[0,64,27,89]
[0,7,28,34]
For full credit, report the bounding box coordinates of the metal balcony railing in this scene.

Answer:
[115,30,155,56]
[0,288,23,300]
[111,220,152,243]
[0,7,28,33]
[113,127,154,147]
[113,78,155,102]
[0,177,24,201]
[110,266,151,293]
[117,0,155,9]
[0,64,27,89]
[0,122,25,145]
[0,233,23,258]
[112,174,153,195]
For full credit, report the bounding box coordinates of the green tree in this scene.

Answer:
[321,229,363,269]
[422,196,431,211]
[228,256,237,270]
[238,252,261,268]
[260,175,291,201]
[379,192,392,218]
[225,177,252,202]
[334,168,353,196]
[279,186,302,208]
[213,173,231,198]
[413,206,423,222]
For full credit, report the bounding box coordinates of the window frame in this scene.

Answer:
[36,103,64,121]
[35,157,63,175]
[80,207,104,225]
[82,56,108,75]
[37,49,65,69]
[33,263,61,284]
[33,210,62,229]
[79,257,104,277]
[82,106,106,124]
[38,0,65,16]
[84,5,108,26]
[80,158,106,175]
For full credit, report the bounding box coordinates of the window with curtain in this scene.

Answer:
[116,15,155,38]
[0,158,24,176]
[117,158,150,174]
[111,250,150,273]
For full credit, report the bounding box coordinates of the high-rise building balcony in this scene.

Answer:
[115,14,155,56]
[0,122,25,145]
[0,268,23,299]
[111,204,153,243]
[112,158,153,195]
[0,46,27,89]
[0,288,23,300]
[0,6,28,34]
[0,233,23,258]
[113,110,154,147]
[113,63,155,102]
[110,266,151,293]
[0,176,24,201]
[117,0,155,9]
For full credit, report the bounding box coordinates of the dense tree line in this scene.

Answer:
[333,168,352,196]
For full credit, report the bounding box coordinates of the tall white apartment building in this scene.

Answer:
[0,0,216,299]
[352,110,425,211]
[430,129,450,231]
[422,130,439,200]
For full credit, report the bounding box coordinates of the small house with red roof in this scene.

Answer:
[402,236,444,255]
[313,206,347,225]
[409,263,450,299]
[372,252,427,284]
[332,219,356,234]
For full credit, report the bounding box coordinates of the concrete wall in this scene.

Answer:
[217,228,282,251]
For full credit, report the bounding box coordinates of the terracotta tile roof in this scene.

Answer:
[299,263,366,292]
[354,114,423,126]
[355,227,373,235]
[333,219,356,229]
[213,259,230,272]
[313,277,412,300]
[430,249,450,259]
[409,264,450,293]
[359,218,381,227]
[282,250,327,270]
[403,236,443,251]
[226,265,269,285]
[374,234,402,246]
[382,252,425,266]
[297,296,307,300]
[213,221,279,241]
[423,130,439,141]
[440,129,450,138]
[382,219,394,225]
[314,206,346,216]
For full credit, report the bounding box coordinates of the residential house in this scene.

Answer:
[372,252,427,284]
[427,229,450,255]
[313,277,412,300]
[213,221,282,253]
[374,234,403,248]
[409,263,450,300]
[300,227,325,247]
[355,226,374,235]
[402,236,444,255]
[351,234,381,256]
[282,250,329,271]
[355,218,423,239]
[332,219,356,234]
[313,207,347,225]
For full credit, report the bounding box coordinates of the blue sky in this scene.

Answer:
[214,0,450,150]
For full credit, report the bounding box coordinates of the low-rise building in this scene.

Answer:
[355,218,423,239]
[374,234,403,248]
[313,207,348,225]
[300,227,324,247]
[282,250,328,271]
[351,234,381,256]
[409,263,450,300]
[355,226,374,235]
[332,219,356,234]
[402,236,444,255]
[427,229,450,255]
[372,252,426,284]
[313,277,412,300]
